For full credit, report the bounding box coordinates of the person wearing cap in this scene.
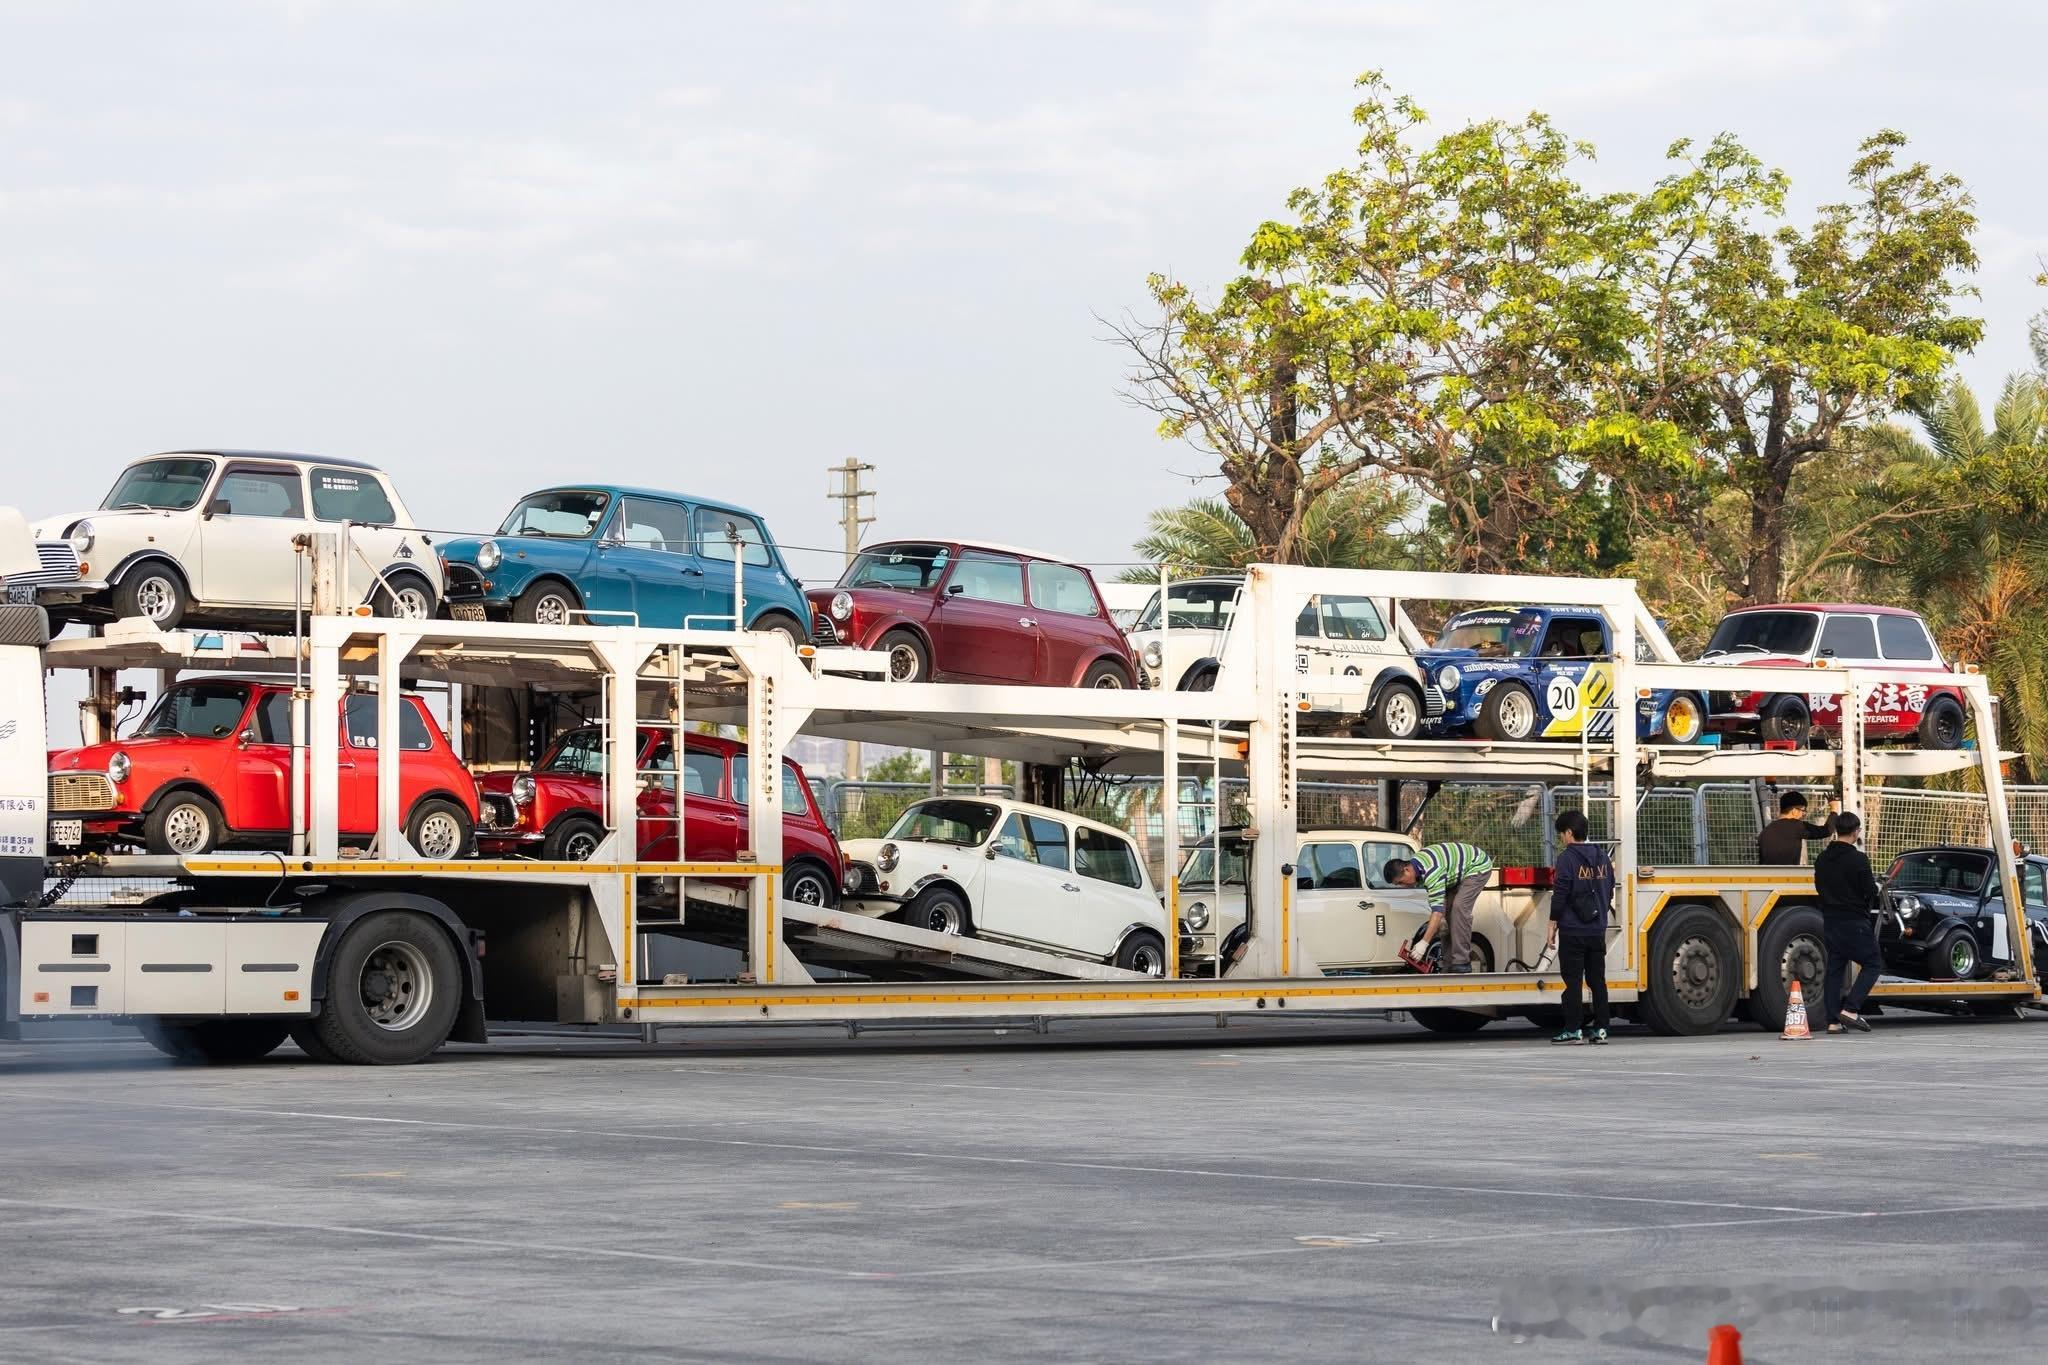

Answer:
[1813,811,1882,1033]
[1758,789,1840,865]
[1386,842,1494,974]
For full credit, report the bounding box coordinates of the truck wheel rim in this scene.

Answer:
[1669,936,1720,1008]
[1782,935,1824,991]
[136,576,176,621]
[888,644,921,682]
[1501,691,1534,738]
[360,940,433,1031]
[564,828,600,860]
[163,804,210,853]
[1384,691,1418,736]
[788,871,829,905]
[924,901,962,934]
[415,812,462,858]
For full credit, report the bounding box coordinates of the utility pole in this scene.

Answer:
[829,459,875,781]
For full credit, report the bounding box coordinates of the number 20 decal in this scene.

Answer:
[1545,676,1579,716]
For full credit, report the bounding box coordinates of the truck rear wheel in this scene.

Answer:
[138,1019,289,1064]
[287,1022,341,1062]
[1748,906,1824,1031]
[312,910,464,1065]
[1638,903,1739,1035]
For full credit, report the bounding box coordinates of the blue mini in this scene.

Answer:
[439,485,811,640]
[1415,605,1705,744]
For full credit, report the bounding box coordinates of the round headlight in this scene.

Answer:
[511,775,536,805]
[1181,899,1210,931]
[106,750,130,784]
[1142,641,1164,670]
[475,539,502,572]
[1438,664,1460,690]
[842,865,865,895]
[1896,894,1921,917]
[876,841,899,873]
[829,591,853,622]
[68,519,95,556]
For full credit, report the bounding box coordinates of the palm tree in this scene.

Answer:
[1119,477,1419,583]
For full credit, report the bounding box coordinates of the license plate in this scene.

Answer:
[449,603,487,622]
[51,820,83,847]
[4,583,34,605]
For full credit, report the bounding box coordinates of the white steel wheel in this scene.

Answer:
[137,577,175,621]
[915,890,969,935]
[411,808,465,859]
[1118,934,1166,977]
[1377,688,1420,739]
[164,804,211,853]
[390,581,434,620]
[358,939,436,1032]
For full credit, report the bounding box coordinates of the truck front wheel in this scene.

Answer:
[138,1019,289,1064]
[312,910,464,1065]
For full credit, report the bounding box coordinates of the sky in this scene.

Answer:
[2,0,2043,588]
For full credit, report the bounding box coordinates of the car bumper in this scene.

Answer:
[7,578,107,608]
[840,896,900,918]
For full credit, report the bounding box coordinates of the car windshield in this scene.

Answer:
[541,728,608,775]
[1178,840,1249,889]
[1886,850,1990,896]
[883,799,1000,847]
[1134,581,1242,632]
[843,543,950,591]
[101,457,216,512]
[498,490,611,539]
[1704,611,1820,658]
[135,682,251,739]
[1437,609,1545,658]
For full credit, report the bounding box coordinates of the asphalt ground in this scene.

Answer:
[2,1009,2046,1363]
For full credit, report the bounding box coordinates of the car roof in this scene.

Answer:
[1726,603,1922,617]
[1891,844,2048,866]
[866,537,1086,568]
[517,485,766,519]
[144,450,383,471]
[1449,604,1603,619]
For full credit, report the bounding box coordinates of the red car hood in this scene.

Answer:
[1696,654,1809,670]
[49,742,130,771]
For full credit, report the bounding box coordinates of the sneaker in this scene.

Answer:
[1551,1029,1583,1045]
[1449,964,1474,975]
[1589,1028,1609,1045]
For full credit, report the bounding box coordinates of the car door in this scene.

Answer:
[692,506,777,630]
[1810,613,1884,729]
[1025,560,1104,685]
[728,753,814,856]
[308,465,412,594]
[338,694,380,836]
[978,812,1081,944]
[932,552,1041,682]
[586,496,697,628]
[230,689,295,833]
[1293,840,1374,971]
[1363,839,1434,954]
[1296,595,1396,708]
[634,743,728,860]
[195,461,313,606]
[1532,616,1608,739]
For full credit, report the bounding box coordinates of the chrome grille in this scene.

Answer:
[48,772,117,812]
[480,794,519,831]
[1422,684,1447,716]
[811,614,839,645]
[8,541,82,587]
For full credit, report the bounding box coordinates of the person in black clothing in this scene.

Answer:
[1757,790,1840,865]
[1813,810,1882,1033]
[1546,810,1614,1045]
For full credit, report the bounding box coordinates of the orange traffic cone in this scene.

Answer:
[1781,980,1811,1040]
[1706,1323,1742,1363]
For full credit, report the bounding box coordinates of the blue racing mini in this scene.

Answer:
[438,485,812,643]
[1414,605,1706,744]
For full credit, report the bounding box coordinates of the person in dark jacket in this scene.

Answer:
[1758,790,1840,865]
[1813,811,1881,1032]
[1546,810,1614,1045]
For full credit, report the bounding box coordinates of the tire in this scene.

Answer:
[1362,682,1424,739]
[113,562,188,629]
[405,798,473,861]
[541,815,605,862]
[138,1019,289,1064]
[1411,938,1494,1033]
[143,790,223,857]
[287,1022,341,1063]
[1654,693,1706,746]
[752,613,806,652]
[1929,927,1981,981]
[371,571,437,620]
[1083,660,1134,689]
[1115,930,1167,976]
[783,861,838,910]
[1182,666,1218,693]
[512,581,579,627]
[1637,902,1740,1036]
[310,910,465,1065]
[1475,683,1538,742]
[1747,905,1825,1031]
[878,629,930,684]
[1759,696,1811,746]
[906,886,972,936]
[1918,697,1966,751]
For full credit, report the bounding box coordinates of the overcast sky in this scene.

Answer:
[3,0,2042,584]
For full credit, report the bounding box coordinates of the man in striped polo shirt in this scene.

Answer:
[1385,842,1495,974]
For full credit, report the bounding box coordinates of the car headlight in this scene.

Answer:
[511,775,536,805]
[475,539,502,572]
[1181,899,1210,931]
[829,591,853,622]
[1141,640,1164,670]
[842,865,866,895]
[106,750,130,784]
[876,842,899,873]
[68,519,95,556]
[1438,665,1460,690]
[1895,894,1921,917]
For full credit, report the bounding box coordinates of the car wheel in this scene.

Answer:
[541,815,605,862]
[1918,697,1966,750]
[310,910,464,1065]
[512,582,578,627]
[1655,693,1705,745]
[1182,666,1218,693]
[878,629,930,684]
[1083,660,1133,689]
[752,614,806,653]
[1930,927,1981,981]
[1760,696,1811,746]
[908,886,972,936]
[373,572,437,621]
[1475,683,1538,741]
[1411,938,1494,1032]
[1747,905,1825,1031]
[1115,930,1167,976]
[138,1019,289,1065]
[114,563,188,629]
[1362,682,1423,739]
[784,862,837,910]
[143,791,223,857]
[1636,903,1739,1036]
[405,799,473,860]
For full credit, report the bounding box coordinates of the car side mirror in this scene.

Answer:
[1297,874,1312,890]
[238,728,257,747]
[203,498,231,519]
[985,845,999,860]
[1818,647,1836,658]
[945,583,965,596]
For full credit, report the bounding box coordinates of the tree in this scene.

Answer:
[1118,477,1417,583]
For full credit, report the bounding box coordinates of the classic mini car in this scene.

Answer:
[31,451,441,629]
[807,540,1139,687]
[474,725,845,907]
[0,507,85,611]
[46,679,478,857]
[438,486,811,643]
[1414,606,1706,744]
[1122,574,1443,737]
[1878,844,2048,982]
[1176,828,1543,977]
[1697,604,1968,748]
[838,796,1170,973]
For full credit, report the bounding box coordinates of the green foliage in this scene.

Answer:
[1118,478,1417,583]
